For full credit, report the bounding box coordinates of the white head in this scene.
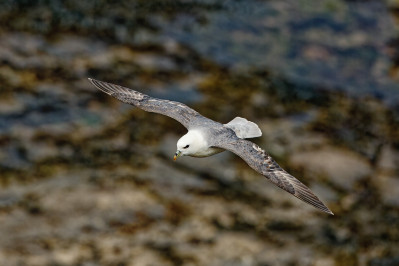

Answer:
[174,130,205,160]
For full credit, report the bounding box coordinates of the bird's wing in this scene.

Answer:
[213,138,333,214]
[89,78,209,129]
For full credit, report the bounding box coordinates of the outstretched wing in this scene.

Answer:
[89,78,210,129]
[214,139,333,214]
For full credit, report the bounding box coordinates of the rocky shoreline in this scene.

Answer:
[1,1,399,265]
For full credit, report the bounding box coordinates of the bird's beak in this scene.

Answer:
[173,150,182,161]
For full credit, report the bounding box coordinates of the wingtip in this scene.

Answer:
[313,204,334,215]
[87,78,113,95]
[319,204,334,215]
[315,201,334,215]
[294,187,334,215]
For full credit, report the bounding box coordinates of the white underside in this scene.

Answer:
[177,129,225,158]
[189,147,224,157]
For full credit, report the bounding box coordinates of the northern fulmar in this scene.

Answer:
[89,78,333,215]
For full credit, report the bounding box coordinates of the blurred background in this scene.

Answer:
[0,0,399,265]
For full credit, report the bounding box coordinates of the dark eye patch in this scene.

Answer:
[183,145,190,149]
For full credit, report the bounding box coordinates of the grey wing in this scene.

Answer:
[214,139,333,215]
[89,78,209,129]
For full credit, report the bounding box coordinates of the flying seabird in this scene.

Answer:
[89,78,333,215]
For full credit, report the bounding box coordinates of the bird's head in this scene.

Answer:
[174,131,202,160]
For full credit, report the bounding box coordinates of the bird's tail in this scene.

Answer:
[225,117,262,139]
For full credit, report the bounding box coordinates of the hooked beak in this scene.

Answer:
[173,150,182,161]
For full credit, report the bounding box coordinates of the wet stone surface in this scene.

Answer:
[0,0,399,265]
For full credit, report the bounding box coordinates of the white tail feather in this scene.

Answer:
[225,117,262,139]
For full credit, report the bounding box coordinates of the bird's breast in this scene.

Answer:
[189,147,224,157]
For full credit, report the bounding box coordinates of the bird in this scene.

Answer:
[88,78,333,215]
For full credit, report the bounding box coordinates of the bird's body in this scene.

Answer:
[177,129,225,157]
[89,78,333,215]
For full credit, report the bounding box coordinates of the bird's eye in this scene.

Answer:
[183,145,190,149]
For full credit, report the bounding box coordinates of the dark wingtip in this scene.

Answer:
[316,201,334,215]
[87,77,96,86]
[305,195,334,215]
[313,199,334,215]
[87,78,114,95]
[317,200,334,215]
[303,197,334,215]
[326,209,334,215]
[292,183,334,215]
[320,206,334,215]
